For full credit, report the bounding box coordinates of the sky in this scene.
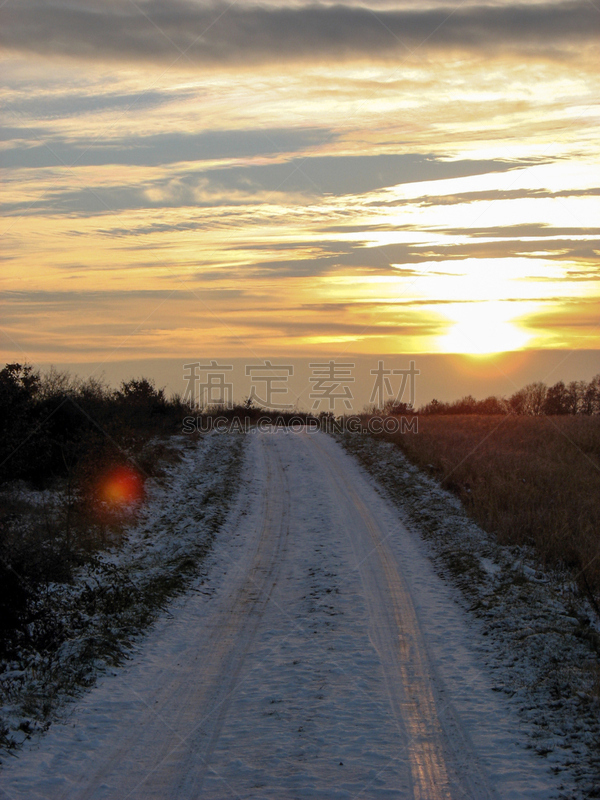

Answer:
[1,0,599,401]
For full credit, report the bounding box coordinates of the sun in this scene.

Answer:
[439,301,532,355]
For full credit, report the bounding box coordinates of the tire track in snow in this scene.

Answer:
[306,433,453,800]
[169,434,291,799]
[305,432,497,800]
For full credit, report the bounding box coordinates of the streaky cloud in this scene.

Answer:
[201,154,532,196]
[0,154,534,214]
[0,125,49,141]
[446,224,600,239]
[371,187,600,208]
[201,235,600,279]
[0,127,336,169]
[1,1,599,64]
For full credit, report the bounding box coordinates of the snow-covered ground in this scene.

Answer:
[0,432,245,754]
[0,429,580,799]
[338,431,600,799]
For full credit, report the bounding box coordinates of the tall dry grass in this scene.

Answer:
[379,415,600,608]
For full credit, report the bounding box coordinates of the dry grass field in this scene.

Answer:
[379,415,600,608]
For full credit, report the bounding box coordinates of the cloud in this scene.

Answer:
[1,1,598,64]
[217,315,441,338]
[446,224,600,239]
[0,125,49,141]
[200,155,530,196]
[0,288,248,326]
[370,187,600,208]
[0,154,532,214]
[2,90,182,120]
[0,127,335,169]
[223,231,600,279]
[525,297,600,330]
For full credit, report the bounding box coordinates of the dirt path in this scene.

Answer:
[0,430,563,799]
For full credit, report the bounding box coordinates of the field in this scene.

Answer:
[376,415,600,607]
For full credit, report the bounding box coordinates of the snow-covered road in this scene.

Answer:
[0,430,563,799]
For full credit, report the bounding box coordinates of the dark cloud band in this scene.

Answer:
[0,127,335,169]
[1,1,599,64]
[0,154,531,214]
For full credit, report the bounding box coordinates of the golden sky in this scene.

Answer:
[1,0,600,366]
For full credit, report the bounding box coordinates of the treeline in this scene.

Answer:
[417,375,600,416]
[0,363,188,487]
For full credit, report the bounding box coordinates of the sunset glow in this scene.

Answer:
[439,302,534,356]
[1,0,599,368]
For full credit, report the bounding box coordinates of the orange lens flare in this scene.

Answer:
[99,466,143,506]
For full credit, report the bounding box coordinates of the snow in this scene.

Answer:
[0,429,589,798]
[0,432,245,754]
[338,431,600,799]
